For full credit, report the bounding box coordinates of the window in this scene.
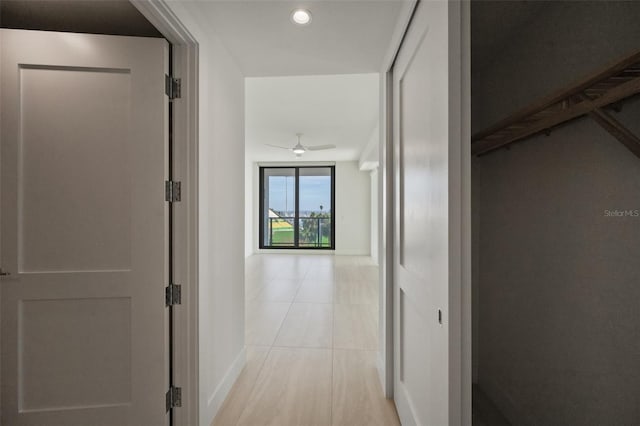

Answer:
[259,166,335,249]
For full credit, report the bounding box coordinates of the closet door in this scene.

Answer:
[391,1,470,425]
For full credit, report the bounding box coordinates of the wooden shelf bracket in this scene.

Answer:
[472,50,640,158]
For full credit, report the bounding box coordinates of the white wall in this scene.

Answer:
[246,161,371,256]
[244,159,254,257]
[195,39,245,426]
[370,169,379,264]
[359,124,380,170]
[164,4,246,426]
[359,124,380,264]
[335,161,371,255]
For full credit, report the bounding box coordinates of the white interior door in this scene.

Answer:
[392,1,469,425]
[1,29,169,426]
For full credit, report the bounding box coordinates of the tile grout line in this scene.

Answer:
[237,256,380,426]
[233,258,310,425]
[232,269,277,426]
[330,278,335,426]
[270,265,307,349]
[231,343,272,426]
[236,259,306,425]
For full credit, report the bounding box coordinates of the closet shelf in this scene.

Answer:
[472,50,640,158]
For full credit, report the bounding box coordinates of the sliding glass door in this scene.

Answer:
[260,168,296,248]
[259,166,335,249]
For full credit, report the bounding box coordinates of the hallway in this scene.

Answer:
[212,254,399,426]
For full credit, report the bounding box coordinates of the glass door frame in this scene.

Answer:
[258,165,336,250]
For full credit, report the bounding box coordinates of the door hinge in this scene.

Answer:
[165,180,181,202]
[165,283,182,306]
[166,386,182,412]
[165,74,182,100]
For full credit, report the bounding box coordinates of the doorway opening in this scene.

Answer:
[0,2,199,425]
[233,65,392,423]
[471,2,640,425]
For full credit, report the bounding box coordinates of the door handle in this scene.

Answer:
[0,268,10,276]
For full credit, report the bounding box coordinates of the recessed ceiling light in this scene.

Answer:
[291,9,312,25]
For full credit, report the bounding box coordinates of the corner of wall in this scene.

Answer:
[479,376,535,426]
[376,351,387,395]
[335,161,372,256]
[358,123,380,171]
[245,158,255,257]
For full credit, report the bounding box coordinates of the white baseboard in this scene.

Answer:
[375,352,394,399]
[252,249,372,256]
[201,347,247,426]
[376,352,385,392]
[335,249,370,256]
[376,351,394,399]
[256,249,335,255]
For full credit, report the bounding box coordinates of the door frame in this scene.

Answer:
[378,0,472,424]
[134,0,471,424]
[130,2,199,426]
[376,0,416,399]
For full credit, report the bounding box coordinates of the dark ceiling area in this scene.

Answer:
[0,0,163,37]
[471,0,546,70]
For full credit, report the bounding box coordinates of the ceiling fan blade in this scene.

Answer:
[264,144,292,150]
[305,144,336,151]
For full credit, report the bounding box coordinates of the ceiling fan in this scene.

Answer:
[265,133,336,157]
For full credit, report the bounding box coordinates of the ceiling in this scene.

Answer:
[179,0,404,77]
[246,73,379,162]
[1,0,547,163]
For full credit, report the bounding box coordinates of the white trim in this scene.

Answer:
[256,249,335,255]
[460,1,472,424]
[202,348,247,425]
[130,2,199,426]
[253,162,260,254]
[446,1,472,424]
[334,249,370,256]
[381,0,418,73]
[378,1,472,419]
[377,0,417,399]
[359,161,379,172]
[376,352,386,393]
[358,124,380,171]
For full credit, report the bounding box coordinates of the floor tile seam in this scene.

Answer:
[332,347,375,353]
[288,275,305,303]
[270,298,296,349]
[333,301,378,306]
[333,345,379,351]
[289,301,334,306]
[269,344,333,351]
[230,343,273,426]
[330,282,336,426]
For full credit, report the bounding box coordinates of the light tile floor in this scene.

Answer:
[212,254,400,426]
